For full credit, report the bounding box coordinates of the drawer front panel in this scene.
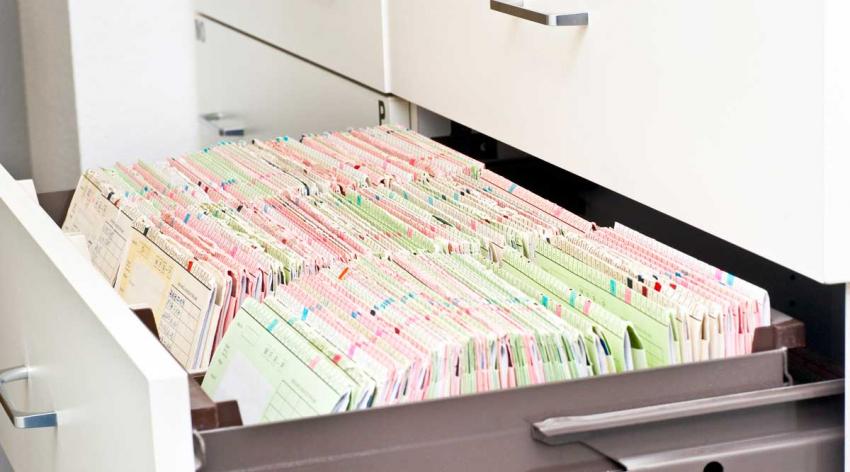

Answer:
[0,168,192,471]
[389,0,847,283]
[198,351,796,470]
[197,18,404,144]
[196,0,388,91]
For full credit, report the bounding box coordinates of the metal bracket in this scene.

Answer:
[378,100,387,125]
[193,429,207,471]
[194,19,206,42]
[200,113,245,137]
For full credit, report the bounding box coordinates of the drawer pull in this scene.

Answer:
[200,112,246,137]
[490,0,588,26]
[532,379,843,445]
[0,366,58,429]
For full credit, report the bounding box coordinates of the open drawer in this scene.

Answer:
[0,165,843,471]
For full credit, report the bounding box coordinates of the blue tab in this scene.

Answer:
[507,183,518,193]
[265,318,279,332]
[726,273,735,286]
[568,291,577,307]
[427,196,434,206]
[609,279,617,295]
[351,311,358,319]
[541,295,549,307]
[183,213,191,224]
[356,194,362,206]
[302,307,309,321]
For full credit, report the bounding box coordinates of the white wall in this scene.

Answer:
[0,0,30,181]
[18,0,200,192]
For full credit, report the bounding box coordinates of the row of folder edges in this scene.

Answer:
[61,124,770,424]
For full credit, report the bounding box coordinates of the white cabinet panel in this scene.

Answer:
[389,0,850,283]
[18,0,200,192]
[196,18,406,145]
[0,165,192,471]
[196,0,388,91]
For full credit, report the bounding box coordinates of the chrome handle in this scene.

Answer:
[0,366,58,429]
[490,0,588,26]
[533,379,843,445]
[200,112,245,137]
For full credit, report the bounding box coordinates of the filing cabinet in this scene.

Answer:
[1,1,846,470]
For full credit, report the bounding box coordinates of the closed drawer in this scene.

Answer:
[196,0,388,91]
[196,17,406,144]
[388,0,850,284]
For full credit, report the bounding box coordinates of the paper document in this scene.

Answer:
[115,225,218,371]
[63,173,134,284]
[202,299,355,424]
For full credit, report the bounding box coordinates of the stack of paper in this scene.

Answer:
[62,124,770,420]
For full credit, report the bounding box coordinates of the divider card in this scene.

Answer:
[202,299,355,424]
[62,173,134,284]
[114,224,218,372]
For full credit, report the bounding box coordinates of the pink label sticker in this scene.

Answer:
[624,289,632,305]
[582,300,592,315]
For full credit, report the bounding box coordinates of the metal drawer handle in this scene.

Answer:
[200,112,246,137]
[0,366,58,429]
[533,379,843,445]
[490,0,588,26]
